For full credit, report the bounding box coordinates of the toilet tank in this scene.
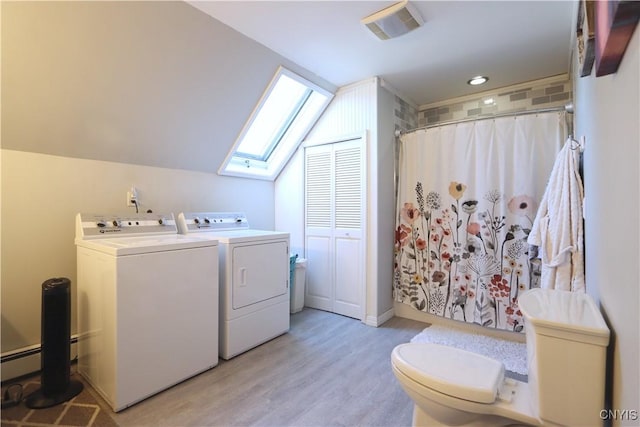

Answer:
[518,288,610,426]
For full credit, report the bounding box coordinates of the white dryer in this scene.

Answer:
[177,212,290,359]
[75,213,219,411]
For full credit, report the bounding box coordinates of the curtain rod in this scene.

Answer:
[395,103,574,137]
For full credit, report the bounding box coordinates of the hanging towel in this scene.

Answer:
[528,138,585,291]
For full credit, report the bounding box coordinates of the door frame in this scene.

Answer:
[303,131,368,322]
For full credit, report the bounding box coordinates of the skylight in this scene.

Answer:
[219,67,334,180]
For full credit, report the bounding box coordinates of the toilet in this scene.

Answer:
[391,288,610,426]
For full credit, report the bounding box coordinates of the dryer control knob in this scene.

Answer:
[112,220,121,227]
[194,217,200,224]
[204,218,211,224]
[96,221,107,228]
[158,218,165,225]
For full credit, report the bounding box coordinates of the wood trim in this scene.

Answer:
[595,0,640,76]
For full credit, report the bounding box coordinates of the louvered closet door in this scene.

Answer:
[305,138,364,319]
[305,146,333,312]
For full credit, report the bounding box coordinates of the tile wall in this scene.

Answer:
[393,95,418,132]
[418,76,572,127]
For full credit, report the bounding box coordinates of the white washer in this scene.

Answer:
[75,213,219,412]
[177,212,290,360]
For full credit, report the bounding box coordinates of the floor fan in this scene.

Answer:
[25,278,83,409]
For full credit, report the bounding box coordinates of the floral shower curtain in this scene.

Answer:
[393,112,566,332]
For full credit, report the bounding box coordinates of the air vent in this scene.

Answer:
[361,0,424,40]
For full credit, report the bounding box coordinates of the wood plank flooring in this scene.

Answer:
[110,308,428,427]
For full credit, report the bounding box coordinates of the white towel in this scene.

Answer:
[528,138,585,291]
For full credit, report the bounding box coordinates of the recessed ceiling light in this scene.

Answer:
[468,76,489,86]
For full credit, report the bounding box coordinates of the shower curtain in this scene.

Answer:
[394,112,566,332]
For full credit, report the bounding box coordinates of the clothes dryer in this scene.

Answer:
[178,212,290,359]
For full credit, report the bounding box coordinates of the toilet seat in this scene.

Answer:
[392,343,504,404]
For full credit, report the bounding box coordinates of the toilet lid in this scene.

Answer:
[392,343,504,404]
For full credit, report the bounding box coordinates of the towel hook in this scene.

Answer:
[569,136,585,153]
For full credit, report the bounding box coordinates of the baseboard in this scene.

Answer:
[1,338,79,382]
[364,307,395,327]
[1,355,40,383]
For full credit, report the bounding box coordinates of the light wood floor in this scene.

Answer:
[109,308,428,427]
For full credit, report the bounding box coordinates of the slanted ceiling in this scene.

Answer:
[2,1,574,173]
[1,1,334,173]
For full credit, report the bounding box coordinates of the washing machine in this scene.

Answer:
[177,212,290,360]
[75,213,219,411]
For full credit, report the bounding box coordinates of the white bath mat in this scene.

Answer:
[411,325,528,376]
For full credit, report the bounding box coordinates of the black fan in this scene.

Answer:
[26,278,83,409]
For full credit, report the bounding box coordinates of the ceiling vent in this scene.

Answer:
[361,0,424,40]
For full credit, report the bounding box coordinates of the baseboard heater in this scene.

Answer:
[0,335,79,364]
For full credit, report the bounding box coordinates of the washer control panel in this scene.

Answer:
[76,213,177,239]
[178,212,249,233]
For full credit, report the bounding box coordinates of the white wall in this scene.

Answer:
[376,86,397,316]
[276,78,396,325]
[0,150,273,379]
[275,146,306,256]
[0,1,331,380]
[574,28,639,424]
